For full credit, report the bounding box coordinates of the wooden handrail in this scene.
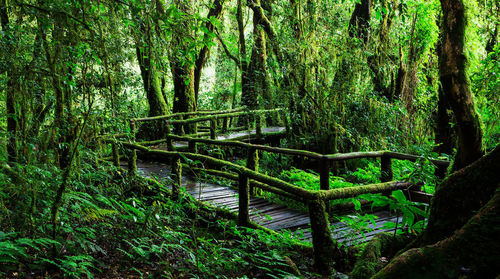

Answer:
[132,108,282,123]
[141,133,449,167]
[131,107,246,122]
[163,134,324,158]
[321,181,416,201]
[116,141,318,199]
[113,139,427,273]
[113,140,423,202]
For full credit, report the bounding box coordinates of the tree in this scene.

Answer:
[439,0,483,171]
[1,0,18,162]
[194,0,226,102]
[370,145,500,278]
[131,1,169,138]
[170,0,197,133]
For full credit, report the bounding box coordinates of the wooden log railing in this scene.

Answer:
[105,108,450,275]
[130,108,286,144]
[131,107,246,122]
[110,138,446,275]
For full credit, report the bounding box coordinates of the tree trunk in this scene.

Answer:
[236,0,250,127]
[242,6,271,113]
[1,0,18,162]
[194,0,225,102]
[136,33,168,117]
[373,186,500,279]
[433,86,455,156]
[422,145,500,245]
[439,0,483,171]
[348,0,372,43]
[358,146,500,279]
[171,0,197,134]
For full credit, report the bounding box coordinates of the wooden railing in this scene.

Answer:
[106,115,450,273]
[130,107,288,140]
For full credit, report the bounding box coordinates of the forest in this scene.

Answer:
[0,0,499,278]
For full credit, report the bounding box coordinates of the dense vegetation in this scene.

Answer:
[1,0,498,278]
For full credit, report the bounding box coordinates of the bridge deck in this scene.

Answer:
[166,127,286,148]
[134,160,400,245]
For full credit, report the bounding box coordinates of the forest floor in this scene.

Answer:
[1,162,337,279]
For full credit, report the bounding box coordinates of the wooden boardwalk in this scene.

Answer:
[134,160,401,245]
[167,126,286,149]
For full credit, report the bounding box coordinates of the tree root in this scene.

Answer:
[349,233,412,279]
[372,187,500,278]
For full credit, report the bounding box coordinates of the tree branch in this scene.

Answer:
[215,28,241,66]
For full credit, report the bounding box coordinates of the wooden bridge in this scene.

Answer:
[105,107,450,272]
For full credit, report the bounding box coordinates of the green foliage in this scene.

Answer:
[472,45,500,150]
[360,190,429,235]
[0,154,316,277]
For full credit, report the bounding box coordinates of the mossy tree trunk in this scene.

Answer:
[433,86,455,156]
[1,0,18,162]
[241,4,271,116]
[40,15,78,169]
[171,0,197,134]
[422,145,500,245]
[133,2,169,139]
[439,0,483,171]
[373,186,500,279]
[235,0,250,128]
[367,0,395,101]
[365,145,500,279]
[347,0,372,43]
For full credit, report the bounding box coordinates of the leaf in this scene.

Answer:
[381,221,397,230]
[353,199,362,211]
[391,190,407,204]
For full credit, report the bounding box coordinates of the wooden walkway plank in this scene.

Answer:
[135,160,402,245]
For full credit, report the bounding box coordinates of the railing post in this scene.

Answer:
[188,140,197,153]
[210,118,217,140]
[381,155,393,182]
[308,198,336,275]
[435,164,447,180]
[256,114,262,138]
[238,172,250,226]
[165,121,174,151]
[128,121,137,176]
[179,124,185,136]
[112,141,120,167]
[319,157,330,191]
[222,116,228,133]
[281,110,290,134]
[172,155,182,201]
[246,147,259,195]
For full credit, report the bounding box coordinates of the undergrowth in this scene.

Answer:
[0,153,320,278]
